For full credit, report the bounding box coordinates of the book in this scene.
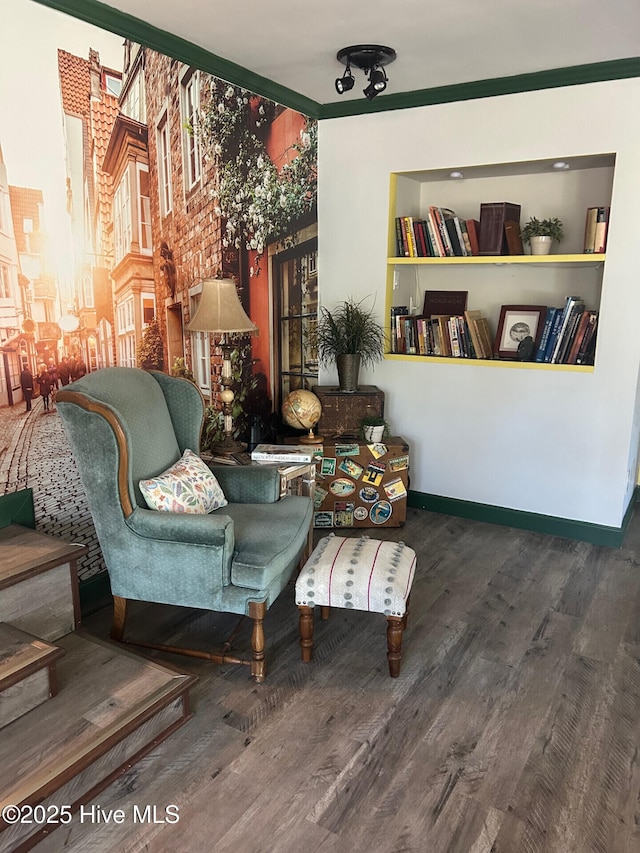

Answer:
[542,309,565,363]
[593,206,610,253]
[549,296,584,363]
[504,220,524,255]
[464,310,490,359]
[423,290,468,318]
[478,202,521,255]
[465,219,480,255]
[575,312,599,365]
[251,444,315,463]
[535,307,558,362]
[444,216,464,256]
[565,310,593,364]
[458,218,472,255]
[390,306,408,353]
[583,207,598,252]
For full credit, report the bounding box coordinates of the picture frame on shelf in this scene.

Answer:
[493,305,547,359]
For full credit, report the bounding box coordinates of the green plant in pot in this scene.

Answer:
[315,298,385,392]
[359,415,390,442]
[521,217,564,256]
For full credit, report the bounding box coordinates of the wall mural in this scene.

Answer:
[0,0,317,582]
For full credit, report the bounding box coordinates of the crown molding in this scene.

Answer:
[31,0,640,121]
[319,57,640,119]
[31,0,322,118]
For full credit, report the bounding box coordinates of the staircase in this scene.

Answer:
[0,525,196,853]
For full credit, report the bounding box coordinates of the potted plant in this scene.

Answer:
[314,298,385,392]
[521,217,564,255]
[359,415,390,443]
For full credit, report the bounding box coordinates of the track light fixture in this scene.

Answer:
[335,63,355,94]
[335,45,396,100]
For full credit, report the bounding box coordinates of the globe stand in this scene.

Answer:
[298,428,323,445]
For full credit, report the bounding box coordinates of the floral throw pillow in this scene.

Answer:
[139,449,227,514]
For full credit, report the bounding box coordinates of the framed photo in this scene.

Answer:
[494,305,547,359]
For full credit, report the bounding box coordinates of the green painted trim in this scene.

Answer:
[79,570,112,618]
[0,489,35,529]
[319,57,640,119]
[408,489,635,548]
[30,0,321,117]
[30,0,640,120]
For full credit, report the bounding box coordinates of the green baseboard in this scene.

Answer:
[407,488,637,548]
[0,489,35,529]
[79,570,112,618]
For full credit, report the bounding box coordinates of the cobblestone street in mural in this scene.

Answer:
[0,398,102,580]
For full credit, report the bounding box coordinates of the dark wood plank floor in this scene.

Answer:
[33,506,640,853]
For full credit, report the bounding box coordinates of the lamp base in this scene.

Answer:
[213,435,246,455]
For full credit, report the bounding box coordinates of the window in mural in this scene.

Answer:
[188,283,212,397]
[276,238,318,406]
[137,164,152,253]
[157,113,172,217]
[181,70,201,190]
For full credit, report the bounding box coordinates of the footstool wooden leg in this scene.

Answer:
[386,615,404,677]
[320,606,330,621]
[249,601,266,683]
[401,594,411,632]
[298,605,314,662]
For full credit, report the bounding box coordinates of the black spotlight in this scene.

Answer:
[335,67,355,95]
[363,65,387,100]
[335,45,396,100]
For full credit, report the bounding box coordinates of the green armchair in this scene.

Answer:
[57,367,312,682]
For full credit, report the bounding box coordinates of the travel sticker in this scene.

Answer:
[362,461,386,487]
[383,477,407,502]
[313,484,329,508]
[335,443,360,457]
[314,511,334,528]
[359,486,379,503]
[388,455,409,473]
[329,478,356,497]
[334,501,354,527]
[367,442,388,459]
[354,506,368,521]
[338,457,364,479]
[369,500,392,524]
[320,457,336,476]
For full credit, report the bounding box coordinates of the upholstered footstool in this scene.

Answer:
[295,534,417,677]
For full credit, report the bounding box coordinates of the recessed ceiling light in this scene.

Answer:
[552,161,570,170]
[449,171,464,179]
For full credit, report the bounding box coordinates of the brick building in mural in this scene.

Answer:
[116,40,317,415]
[57,48,121,370]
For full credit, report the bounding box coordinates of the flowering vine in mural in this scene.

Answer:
[196,80,317,273]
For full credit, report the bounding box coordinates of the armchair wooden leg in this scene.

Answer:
[111,595,128,642]
[386,615,404,678]
[248,601,267,683]
[298,605,314,662]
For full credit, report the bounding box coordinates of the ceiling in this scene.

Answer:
[41,0,640,117]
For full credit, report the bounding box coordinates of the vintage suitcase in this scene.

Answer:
[313,436,409,529]
[314,385,385,439]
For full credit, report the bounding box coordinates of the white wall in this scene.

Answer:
[318,78,640,528]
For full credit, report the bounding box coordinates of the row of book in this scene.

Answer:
[583,206,609,254]
[391,306,494,359]
[395,208,480,258]
[535,298,598,365]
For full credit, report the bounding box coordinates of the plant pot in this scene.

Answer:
[336,353,360,393]
[529,235,553,255]
[363,424,385,442]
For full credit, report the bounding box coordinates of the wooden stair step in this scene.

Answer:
[0,631,197,852]
[0,623,65,729]
[0,526,86,642]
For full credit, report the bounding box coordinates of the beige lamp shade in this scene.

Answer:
[186,278,258,334]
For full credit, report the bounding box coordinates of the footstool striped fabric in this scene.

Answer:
[295,534,417,677]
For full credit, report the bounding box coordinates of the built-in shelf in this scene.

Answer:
[388,253,605,266]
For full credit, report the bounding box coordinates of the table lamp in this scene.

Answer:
[186,277,258,454]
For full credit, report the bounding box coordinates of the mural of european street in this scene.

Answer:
[1,0,317,580]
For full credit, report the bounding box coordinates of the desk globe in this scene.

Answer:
[281,389,323,444]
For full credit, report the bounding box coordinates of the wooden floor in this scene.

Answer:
[32,506,640,853]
